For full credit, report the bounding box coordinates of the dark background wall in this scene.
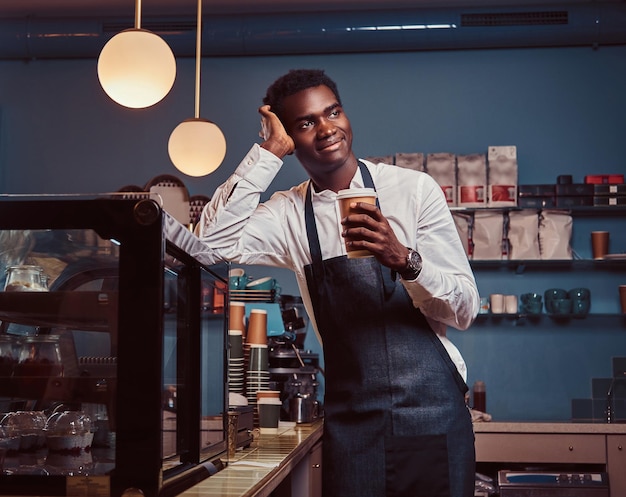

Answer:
[1,43,625,421]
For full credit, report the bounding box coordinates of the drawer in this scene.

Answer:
[475,433,605,464]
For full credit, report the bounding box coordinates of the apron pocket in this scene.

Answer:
[385,434,450,497]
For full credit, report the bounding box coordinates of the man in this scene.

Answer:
[198,69,479,497]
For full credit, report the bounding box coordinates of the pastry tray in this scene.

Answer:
[0,291,117,331]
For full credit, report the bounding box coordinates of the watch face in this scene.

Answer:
[410,250,421,269]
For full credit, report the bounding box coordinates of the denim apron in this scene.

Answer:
[303,162,475,497]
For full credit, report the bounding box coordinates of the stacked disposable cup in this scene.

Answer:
[257,391,282,434]
[228,330,245,395]
[246,309,269,425]
[229,302,246,336]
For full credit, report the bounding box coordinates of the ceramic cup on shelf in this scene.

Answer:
[489,294,504,314]
[568,288,591,316]
[551,298,572,315]
[229,268,249,290]
[544,288,567,313]
[520,293,542,314]
[504,295,518,314]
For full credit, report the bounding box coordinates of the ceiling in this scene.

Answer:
[0,0,594,18]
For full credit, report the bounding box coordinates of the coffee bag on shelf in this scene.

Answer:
[364,155,393,165]
[426,152,457,206]
[452,211,474,258]
[488,146,518,207]
[508,210,541,260]
[473,210,505,260]
[539,210,573,259]
[457,153,487,208]
[394,152,425,172]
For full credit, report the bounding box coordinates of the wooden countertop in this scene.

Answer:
[473,421,626,434]
[178,420,323,497]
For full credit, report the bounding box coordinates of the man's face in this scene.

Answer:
[279,84,354,179]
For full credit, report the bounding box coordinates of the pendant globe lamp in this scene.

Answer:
[97,0,176,109]
[168,0,226,177]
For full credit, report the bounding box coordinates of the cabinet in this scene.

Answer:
[475,426,626,497]
[606,435,626,497]
[0,195,229,497]
[272,439,322,497]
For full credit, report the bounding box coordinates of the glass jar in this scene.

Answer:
[14,335,63,377]
[4,265,48,292]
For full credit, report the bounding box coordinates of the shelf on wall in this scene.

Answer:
[470,258,626,273]
[450,206,626,217]
[473,312,626,327]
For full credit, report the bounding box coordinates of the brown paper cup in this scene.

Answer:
[229,301,246,335]
[591,231,609,260]
[258,398,282,433]
[337,188,377,258]
[246,309,267,345]
[256,390,280,402]
[620,285,626,314]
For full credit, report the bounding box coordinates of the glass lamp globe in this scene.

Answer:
[97,29,176,109]
[168,118,227,177]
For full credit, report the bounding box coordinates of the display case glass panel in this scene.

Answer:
[0,195,228,497]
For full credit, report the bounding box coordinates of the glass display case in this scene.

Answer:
[0,194,229,497]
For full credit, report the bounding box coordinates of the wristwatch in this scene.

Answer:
[400,247,422,281]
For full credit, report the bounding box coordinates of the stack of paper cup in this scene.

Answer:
[229,302,246,336]
[246,309,269,425]
[228,330,244,395]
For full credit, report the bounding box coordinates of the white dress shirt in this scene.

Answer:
[197,144,479,380]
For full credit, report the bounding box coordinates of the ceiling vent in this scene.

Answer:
[0,3,624,59]
[461,10,569,27]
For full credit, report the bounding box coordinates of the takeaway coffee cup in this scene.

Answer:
[257,397,282,433]
[591,231,609,260]
[246,309,267,345]
[336,188,378,258]
[229,301,246,334]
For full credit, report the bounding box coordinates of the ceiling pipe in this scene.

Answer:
[0,3,625,60]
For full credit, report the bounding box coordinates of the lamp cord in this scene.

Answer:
[135,0,141,30]
[194,0,202,119]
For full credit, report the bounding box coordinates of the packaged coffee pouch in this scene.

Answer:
[452,212,473,258]
[364,155,393,165]
[487,146,518,207]
[457,153,487,208]
[394,152,425,172]
[473,210,505,260]
[508,210,541,260]
[426,152,457,206]
[539,210,573,259]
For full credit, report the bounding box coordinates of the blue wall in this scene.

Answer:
[1,44,625,421]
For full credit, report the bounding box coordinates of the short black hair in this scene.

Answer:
[263,69,342,121]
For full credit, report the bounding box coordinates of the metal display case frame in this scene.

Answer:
[0,195,229,497]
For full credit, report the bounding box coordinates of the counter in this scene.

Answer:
[473,421,626,434]
[179,420,323,497]
[473,421,626,497]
